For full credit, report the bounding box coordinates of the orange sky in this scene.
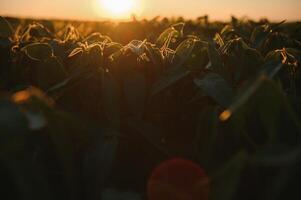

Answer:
[0,0,301,21]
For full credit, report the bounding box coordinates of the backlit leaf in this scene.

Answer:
[22,43,54,61]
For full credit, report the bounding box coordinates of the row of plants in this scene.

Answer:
[0,16,301,199]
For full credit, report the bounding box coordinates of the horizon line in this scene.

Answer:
[2,13,300,23]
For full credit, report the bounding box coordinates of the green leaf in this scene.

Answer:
[221,38,263,83]
[194,73,234,107]
[220,25,235,39]
[144,43,164,68]
[151,65,190,96]
[174,37,198,66]
[0,100,28,134]
[156,23,185,48]
[172,22,185,36]
[123,69,146,118]
[220,76,299,145]
[104,42,123,58]
[219,74,281,123]
[0,37,11,48]
[83,32,112,44]
[87,43,104,67]
[45,111,85,200]
[35,57,68,90]
[20,23,53,42]
[46,62,90,94]
[256,80,283,140]
[84,134,118,199]
[214,33,225,47]
[68,47,84,58]
[126,117,172,156]
[220,75,265,122]
[250,24,272,49]
[0,16,13,38]
[207,42,224,73]
[196,106,219,167]
[1,153,53,200]
[0,90,59,200]
[22,43,54,61]
[209,151,248,200]
[254,145,301,166]
[68,49,91,71]
[101,72,121,130]
[125,40,148,56]
[0,100,29,156]
[174,37,209,70]
[63,25,81,42]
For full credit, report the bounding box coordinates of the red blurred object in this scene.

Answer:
[147,158,210,200]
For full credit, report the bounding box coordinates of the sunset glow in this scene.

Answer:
[101,0,134,14]
[96,0,142,19]
[0,0,301,21]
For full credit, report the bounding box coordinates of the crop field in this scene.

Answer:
[0,16,301,200]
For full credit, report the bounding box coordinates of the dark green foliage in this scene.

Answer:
[0,16,301,200]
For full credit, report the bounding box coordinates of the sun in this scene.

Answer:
[96,0,140,19]
[101,0,134,14]
[94,0,144,20]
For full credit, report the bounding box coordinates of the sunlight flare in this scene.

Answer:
[95,0,142,19]
[102,0,134,14]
